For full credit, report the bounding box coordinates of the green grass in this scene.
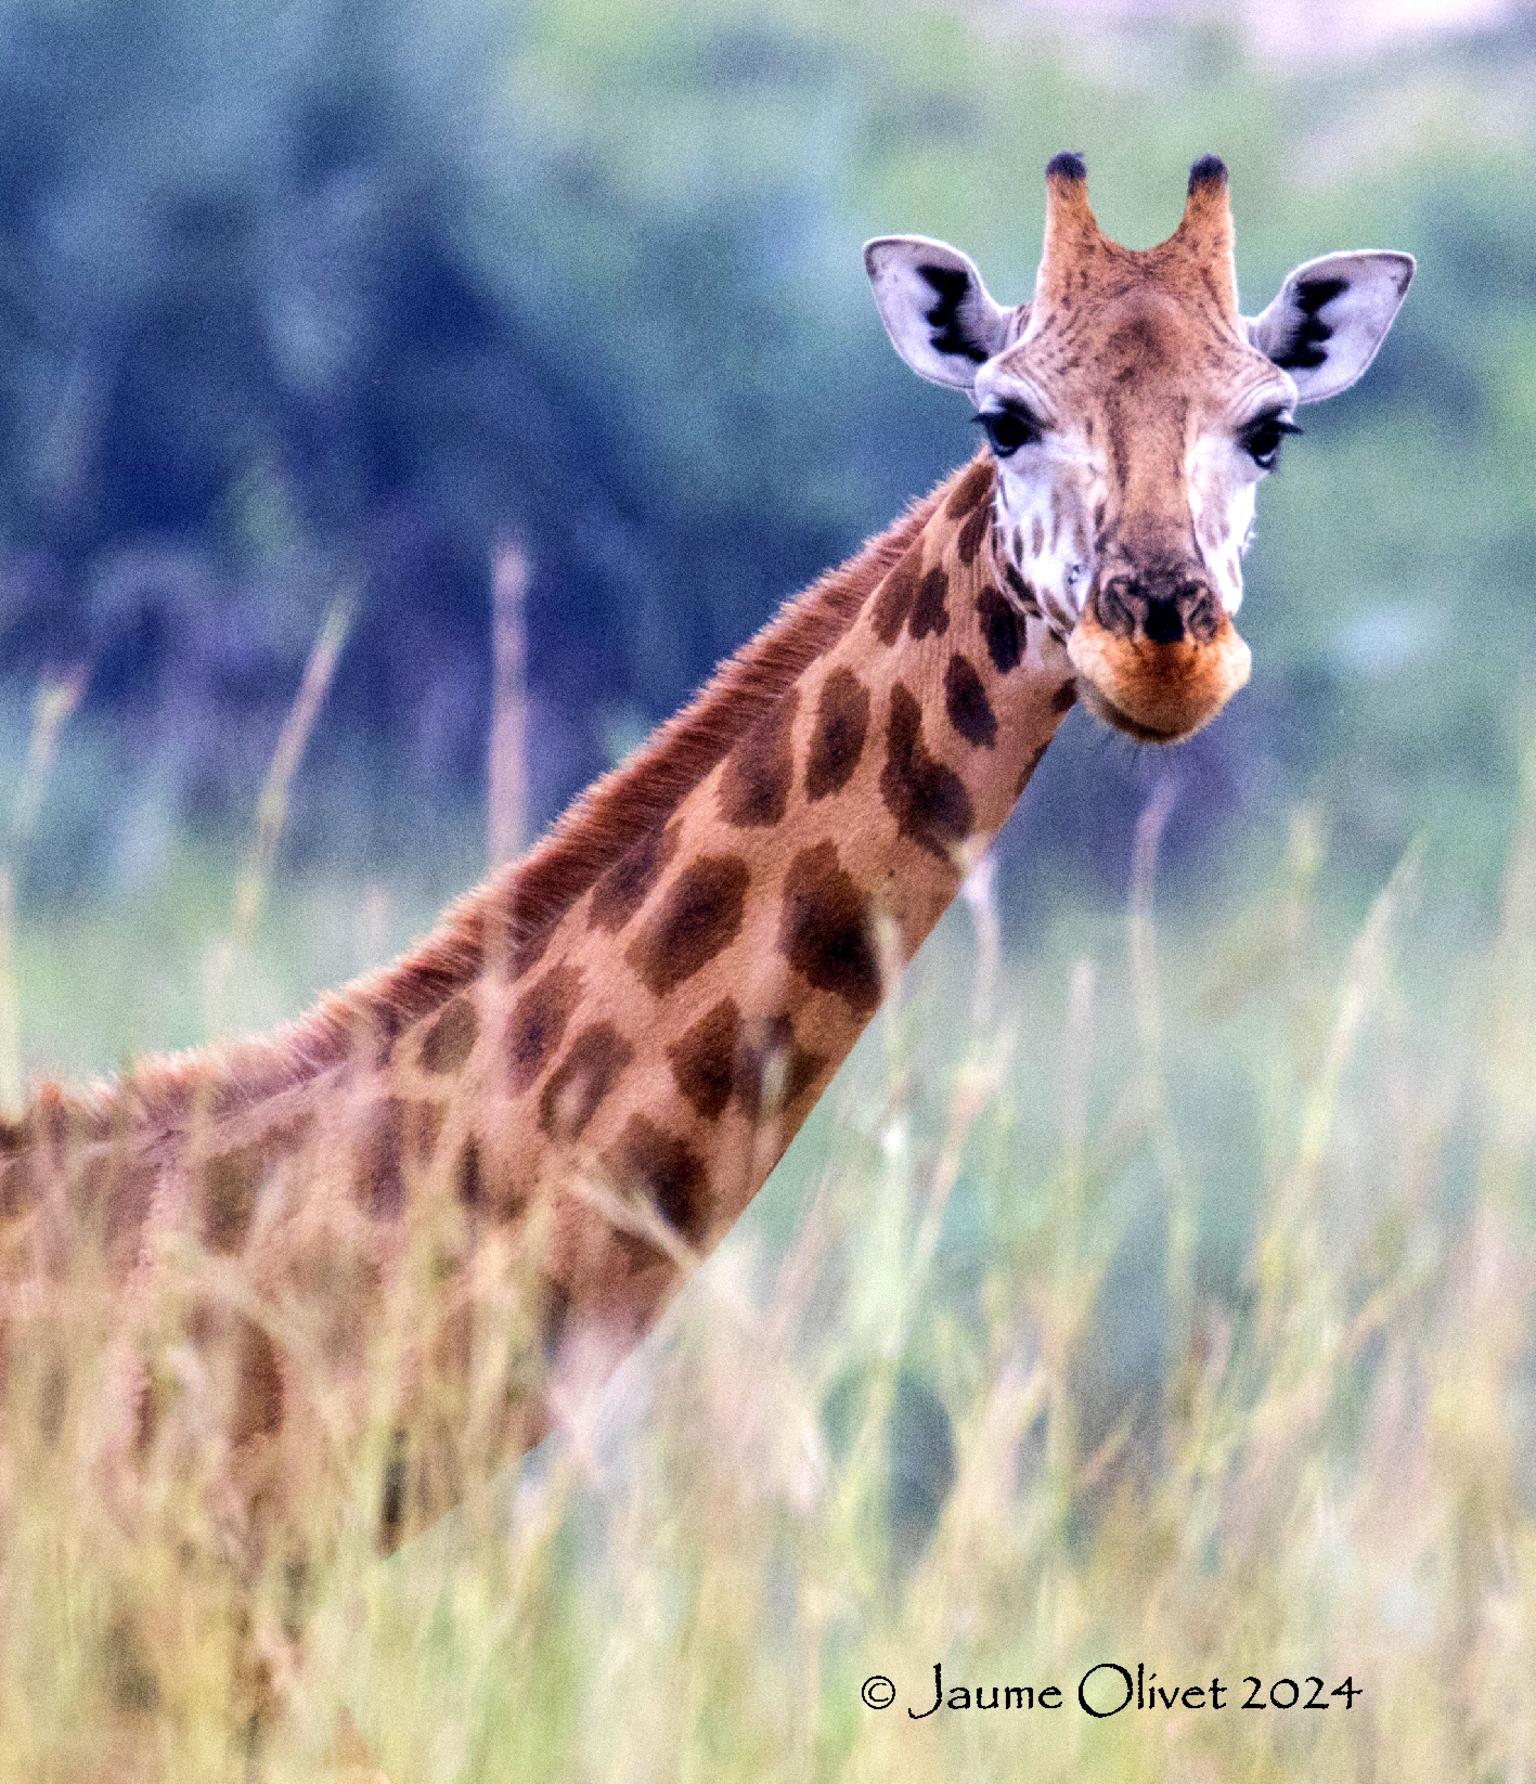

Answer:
[3,762,1535,1780]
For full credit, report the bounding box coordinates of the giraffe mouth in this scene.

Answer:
[1074,683,1194,744]
[1066,612,1252,745]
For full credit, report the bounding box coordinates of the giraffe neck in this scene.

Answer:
[444,452,1077,1364]
[0,454,1077,1469]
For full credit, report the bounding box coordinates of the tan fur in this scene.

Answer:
[1067,607,1251,741]
[992,157,1273,739]
[0,457,1078,1544]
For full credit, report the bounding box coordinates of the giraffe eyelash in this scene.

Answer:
[1239,412,1303,468]
[972,404,1046,458]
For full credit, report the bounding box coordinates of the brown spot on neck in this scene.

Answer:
[540,1022,634,1140]
[871,547,923,647]
[627,855,751,998]
[945,456,994,517]
[590,820,680,934]
[956,499,993,566]
[736,1013,827,1123]
[881,684,975,864]
[668,999,743,1121]
[454,1136,484,1210]
[418,995,479,1074]
[943,654,997,749]
[805,668,871,802]
[1000,563,1041,618]
[976,587,1026,674]
[718,687,799,829]
[202,1142,268,1255]
[779,841,881,1018]
[605,1115,711,1257]
[907,567,950,641]
[231,1319,285,1448]
[357,1097,406,1221]
[507,963,584,1093]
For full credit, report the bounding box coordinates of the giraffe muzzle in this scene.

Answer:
[1067,570,1251,743]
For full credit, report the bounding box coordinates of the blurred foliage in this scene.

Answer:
[0,0,1529,907]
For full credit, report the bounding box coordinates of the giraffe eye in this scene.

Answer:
[973,406,1042,458]
[1240,413,1302,469]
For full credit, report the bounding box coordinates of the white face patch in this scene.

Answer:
[1187,372,1302,614]
[989,442,1100,636]
[976,362,1298,632]
[972,366,1105,637]
[1187,434,1260,615]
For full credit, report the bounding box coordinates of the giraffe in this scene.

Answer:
[0,156,1412,1588]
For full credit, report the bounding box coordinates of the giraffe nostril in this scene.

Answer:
[1095,571,1220,645]
[1096,578,1137,637]
[1179,582,1222,643]
[1142,596,1185,645]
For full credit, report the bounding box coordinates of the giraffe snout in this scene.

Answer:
[1068,563,1250,744]
[1093,568,1223,647]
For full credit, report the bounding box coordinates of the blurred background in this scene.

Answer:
[1,0,1533,1085]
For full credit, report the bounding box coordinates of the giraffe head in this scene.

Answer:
[867,154,1413,742]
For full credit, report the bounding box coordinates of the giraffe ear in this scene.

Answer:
[864,236,1013,391]
[1247,250,1415,403]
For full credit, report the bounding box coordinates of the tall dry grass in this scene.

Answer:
[1,647,1534,1778]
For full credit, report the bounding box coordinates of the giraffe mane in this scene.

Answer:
[4,470,961,1146]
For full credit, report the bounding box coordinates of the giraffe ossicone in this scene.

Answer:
[0,157,1412,1548]
[867,151,1413,741]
